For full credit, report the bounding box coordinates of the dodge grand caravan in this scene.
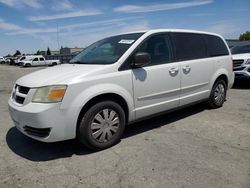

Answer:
[8,29,234,150]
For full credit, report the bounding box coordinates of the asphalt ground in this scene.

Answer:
[0,65,249,188]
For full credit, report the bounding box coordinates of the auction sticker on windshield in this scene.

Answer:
[118,39,135,44]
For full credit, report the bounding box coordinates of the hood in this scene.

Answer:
[16,64,106,87]
[232,53,250,60]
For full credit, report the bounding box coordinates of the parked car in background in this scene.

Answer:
[0,56,6,64]
[5,58,10,64]
[9,29,234,150]
[20,56,60,67]
[231,45,250,78]
[15,56,26,66]
[8,57,15,65]
[15,55,43,66]
[5,57,14,64]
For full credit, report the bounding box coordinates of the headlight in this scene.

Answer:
[246,59,250,64]
[32,85,67,103]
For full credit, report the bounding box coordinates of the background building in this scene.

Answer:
[59,47,84,55]
[45,47,84,64]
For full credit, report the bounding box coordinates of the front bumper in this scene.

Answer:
[8,98,76,142]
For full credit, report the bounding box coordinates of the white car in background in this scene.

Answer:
[15,55,43,66]
[21,56,60,67]
[231,45,250,78]
[0,56,6,64]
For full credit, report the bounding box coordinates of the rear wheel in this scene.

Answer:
[77,101,125,150]
[207,79,227,108]
[52,62,57,66]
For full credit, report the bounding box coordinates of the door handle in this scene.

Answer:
[169,67,179,75]
[182,66,191,73]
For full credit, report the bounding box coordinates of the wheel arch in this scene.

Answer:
[214,74,228,88]
[210,69,229,90]
[76,93,130,137]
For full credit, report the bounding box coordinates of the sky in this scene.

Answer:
[0,0,249,56]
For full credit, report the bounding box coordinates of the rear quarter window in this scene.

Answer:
[204,35,229,57]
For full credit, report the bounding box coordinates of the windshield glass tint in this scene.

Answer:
[231,45,250,54]
[70,33,144,65]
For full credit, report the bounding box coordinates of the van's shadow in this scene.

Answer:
[232,78,250,89]
[6,104,205,162]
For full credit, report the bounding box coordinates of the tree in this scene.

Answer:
[13,50,21,57]
[47,47,51,55]
[35,50,42,55]
[239,31,250,41]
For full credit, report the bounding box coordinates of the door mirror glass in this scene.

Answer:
[132,52,151,68]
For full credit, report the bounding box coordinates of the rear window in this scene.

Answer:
[171,33,206,61]
[204,35,229,57]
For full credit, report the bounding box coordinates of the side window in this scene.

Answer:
[39,58,44,61]
[33,58,38,61]
[171,33,206,61]
[136,34,173,65]
[204,35,229,57]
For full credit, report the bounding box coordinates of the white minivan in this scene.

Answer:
[8,29,234,150]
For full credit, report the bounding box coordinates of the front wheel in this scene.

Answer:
[207,79,227,108]
[77,101,126,150]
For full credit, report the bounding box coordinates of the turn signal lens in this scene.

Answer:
[48,88,66,100]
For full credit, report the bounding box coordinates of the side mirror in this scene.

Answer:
[132,52,151,68]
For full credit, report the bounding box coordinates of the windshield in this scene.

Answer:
[70,32,144,65]
[231,45,250,54]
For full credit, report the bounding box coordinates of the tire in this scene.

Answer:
[52,62,57,66]
[207,79,227,109]
[77,101,126,150]
[25,63,31,67]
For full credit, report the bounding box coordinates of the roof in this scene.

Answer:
[120,28,224,38]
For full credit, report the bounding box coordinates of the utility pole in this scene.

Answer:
[57,23,59,50]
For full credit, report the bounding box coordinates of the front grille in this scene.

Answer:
[235,73,245,77]
[12,84,30,105]
[18,85,30,94]
[234,67,245,71]
[15,96,25,104]
[23,126,51,138]
[233,59,244,68]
